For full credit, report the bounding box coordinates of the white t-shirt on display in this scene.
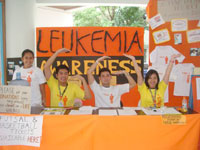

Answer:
[173,63,195,96]
[150,46,185,66]
[90,80,129,107]
[12,66,46,106]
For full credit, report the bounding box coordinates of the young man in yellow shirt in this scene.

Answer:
[44,48,91,107]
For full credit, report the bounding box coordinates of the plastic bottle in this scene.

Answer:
[182,97,187,112]
[16,72,21,80]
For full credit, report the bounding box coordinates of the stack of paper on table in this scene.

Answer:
[69,109,93,115]
[98,109,118,116]
[40,108,66,115]
[142,107,181,115]
[123,107,142,111]
[117,109,137,116]
[79,106,97,111]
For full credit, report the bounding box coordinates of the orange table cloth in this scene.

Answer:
[0,114,200,150]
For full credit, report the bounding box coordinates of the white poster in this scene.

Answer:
[149,14,165,30]
[196,78,200,100]
[0,85,31,114]
[153,29,170,44]
[187,29,200,43]
[0,115,43,147]
[171,19,187,32]
[158,0,200,21]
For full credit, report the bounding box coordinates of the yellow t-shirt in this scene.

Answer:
[138,81,167,107]
[47,75,85,107]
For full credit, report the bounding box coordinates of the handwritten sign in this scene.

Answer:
[0,115,43,147]
[162,114,186,125]
[0,85,31,114]
[158,0,200,21]
[36,27,144,57]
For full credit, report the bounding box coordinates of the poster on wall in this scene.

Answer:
[152,28,170,44]
[157,0,200,21]
[187,29,200,43]
[36,27,144,84]
[174,33,182,45]
[148,13,165,30]
[171,19,187,32]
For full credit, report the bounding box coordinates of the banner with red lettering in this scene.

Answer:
[36,27,144,106]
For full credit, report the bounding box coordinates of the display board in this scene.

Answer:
[146,0,200,107]
[36,27,144,106]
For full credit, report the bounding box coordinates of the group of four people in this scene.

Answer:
[13,48,180,108]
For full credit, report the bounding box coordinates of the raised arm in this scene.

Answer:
[124,54,143,85]
[113,70,136,89]
[87,56,110,85]
[162,54,181,84]
[72,75,92,100]
[44,48,71,80]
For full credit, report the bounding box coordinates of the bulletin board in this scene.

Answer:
[146,0,200,107]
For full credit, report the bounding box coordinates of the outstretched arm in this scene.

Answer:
[113,70,136,89]
[44,48,71,80]
[124,54,143,85]
[72,75,92,100]
[87,56,110,85]
[163,54,181,84]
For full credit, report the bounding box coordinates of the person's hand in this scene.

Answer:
[71,75,85,82]
[42,99,46,107]
[73,99,83,107]
[56,48,71,54]
[96,56,111,63]
[123,54,136,61]
[170,53,181,62]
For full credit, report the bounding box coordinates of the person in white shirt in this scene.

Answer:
[12,49,46,107]
[87,56,136,107]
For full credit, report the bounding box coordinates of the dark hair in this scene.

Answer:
[22,49,34,58]
[56,65,70,74]
[99,68,111,76]
[145,69,160,89]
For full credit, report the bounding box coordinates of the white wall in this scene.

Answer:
[5,0,149,58]
[36,7,73,27]
[5,0,36,58]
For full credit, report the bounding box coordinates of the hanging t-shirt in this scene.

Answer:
[90,80,129,107]
[173,63,195,96]
[150,46,185,66]
[12,66,46,106]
